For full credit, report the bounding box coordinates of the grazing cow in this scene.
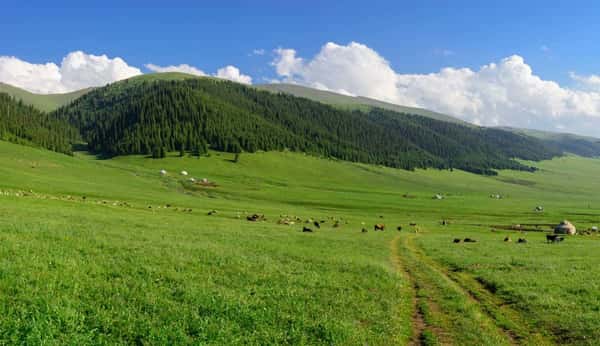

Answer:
[313,221,321,229]
[207,210,217,216]
[361,228,368,233]
[302,227,313,233]
[464,238,477,243]
[397,226,403,231]
[453,238,461,243]
[517,238,528,243]
[409,222,417,227]
[504,236,512,242]
[374,224,385,231]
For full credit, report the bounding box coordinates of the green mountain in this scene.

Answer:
[3,73,598,164]
[0,82,92,112]
[258,83,469,125]
[51,76,561,175]
[0,92,77,154]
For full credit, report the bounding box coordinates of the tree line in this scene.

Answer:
[0,93,77,154]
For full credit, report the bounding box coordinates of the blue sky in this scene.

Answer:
[3,0,600,135]
[3,0,599,83]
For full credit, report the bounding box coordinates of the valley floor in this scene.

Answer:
[1,140,599,345]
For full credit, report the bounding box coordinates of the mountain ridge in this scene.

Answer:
[50,76,561,174]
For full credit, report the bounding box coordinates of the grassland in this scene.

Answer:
[1,140,600,344]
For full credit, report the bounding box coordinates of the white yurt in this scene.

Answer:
[554,220,576,235]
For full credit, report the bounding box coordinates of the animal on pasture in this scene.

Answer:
[374,224,385,231]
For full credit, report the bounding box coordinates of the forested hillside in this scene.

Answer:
[0,93,77,154]
[52,77,561,174]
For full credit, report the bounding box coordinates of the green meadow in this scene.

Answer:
[1,139,599,345]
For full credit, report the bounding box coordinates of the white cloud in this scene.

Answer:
[569,72,600,91]
[145,63,207,76]
[214,65,252,84]
[271,41,600,137]
[272,43,397,102]
[272,48,304,78]
[250,49,265,56]
[0,52,254,93]
[0,51,142,94]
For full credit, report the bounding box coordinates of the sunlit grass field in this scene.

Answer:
[1,140,599,344]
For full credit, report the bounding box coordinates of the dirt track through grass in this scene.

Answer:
[390,235,429,345]
[393,233,552,345]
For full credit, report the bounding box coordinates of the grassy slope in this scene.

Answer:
[0,83,92,112]
[499,126,599,142]
[258,83,469,125]
[1,140,600,344]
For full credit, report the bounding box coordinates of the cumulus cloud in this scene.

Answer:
[0,52,254,94]
[272,43,396,101]
[214,65,252,84]
[271,41,600,136]
[145,63,207,76]
[0,51,142,94]
[569,72,600,91]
